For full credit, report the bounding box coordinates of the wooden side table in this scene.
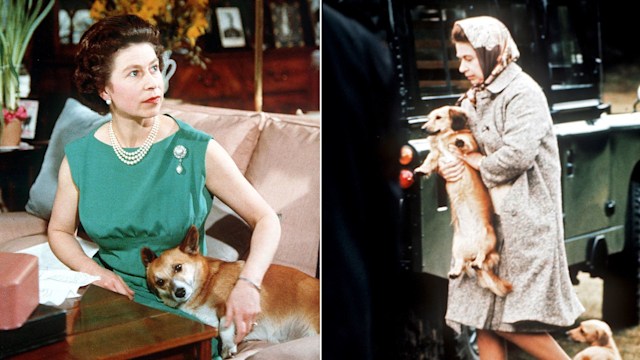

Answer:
[0,145,47,212]
[11,286,218,359]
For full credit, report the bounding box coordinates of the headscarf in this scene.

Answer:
[453,16,520,106]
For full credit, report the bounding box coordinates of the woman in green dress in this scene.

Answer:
[47,14,281,352]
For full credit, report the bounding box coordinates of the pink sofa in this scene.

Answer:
[0,99,320,358]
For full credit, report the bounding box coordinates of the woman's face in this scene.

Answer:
[455,42,484,86]
[102,43,163,120]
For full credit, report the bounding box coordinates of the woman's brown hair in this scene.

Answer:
[451,23,470,43]
[74,15,164,114]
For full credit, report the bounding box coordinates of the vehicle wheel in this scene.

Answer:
[444,325,480,360]
[602,180,640,328]
[399,272,447,359]
[405,274,480,360]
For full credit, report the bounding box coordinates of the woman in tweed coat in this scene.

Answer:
[439,16,584,359]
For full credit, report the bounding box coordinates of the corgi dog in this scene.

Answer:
[141,225,319,358]
[567,319,621,360]
[414,105,512,297]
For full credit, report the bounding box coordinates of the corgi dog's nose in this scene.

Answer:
[175,287,186,298]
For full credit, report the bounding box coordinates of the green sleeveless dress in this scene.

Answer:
[65,117,221,358]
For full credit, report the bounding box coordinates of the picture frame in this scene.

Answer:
[216,6,246,48]
[19,99,39,140]
[268,0,306,48]
[58,0,95,45]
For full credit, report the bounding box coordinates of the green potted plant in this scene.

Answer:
[0,0,54,146]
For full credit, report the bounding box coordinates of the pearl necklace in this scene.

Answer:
[108,118,159,165]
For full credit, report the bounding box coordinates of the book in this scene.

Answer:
[0,304,66,358]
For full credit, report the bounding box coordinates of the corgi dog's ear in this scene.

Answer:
[450,107,469,131]
[179,224,201,255]
[141,247,157,268]
[594,328,610,347]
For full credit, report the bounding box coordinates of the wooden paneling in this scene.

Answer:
[166,47,319,114]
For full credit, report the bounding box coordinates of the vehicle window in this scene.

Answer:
[546,4,597,90]
[410,4,468,99]
[407,0,599,104]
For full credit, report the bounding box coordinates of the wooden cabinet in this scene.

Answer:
[263,48,319,113]
[166,47,319,114]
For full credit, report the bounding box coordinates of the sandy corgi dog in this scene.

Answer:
[567,319,621,360]
[141,225,319,358]
[414,105,512,297]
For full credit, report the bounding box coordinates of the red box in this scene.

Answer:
[0,252,39,330]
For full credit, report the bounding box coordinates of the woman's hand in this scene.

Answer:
[462,152,485,171]
[224,280,262,343]
[439,156,465,182]
[439,146,486,181]
[92,267,135,300]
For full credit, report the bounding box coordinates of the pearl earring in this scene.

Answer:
[106,99,112,105]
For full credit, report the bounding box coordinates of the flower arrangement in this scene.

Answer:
[90,0,210,67]
[0,0,54,143]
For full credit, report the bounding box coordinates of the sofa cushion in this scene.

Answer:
[0,212,47,246]
[234,335,320,360]
[244,114,320,277]
[204,199,251,260]
[0,234,48,253]
[25,98,110,220]
[161,101,262,174]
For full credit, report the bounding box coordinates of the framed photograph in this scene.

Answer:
[269,0,305,48]
[216,7,246,48]
[19,99,39,140]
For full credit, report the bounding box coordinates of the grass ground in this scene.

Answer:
[510,62,640,359]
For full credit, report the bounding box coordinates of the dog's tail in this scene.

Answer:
[477,269,513,297]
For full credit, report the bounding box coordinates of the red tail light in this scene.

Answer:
[399,145,413,165]
[399,169,415,189]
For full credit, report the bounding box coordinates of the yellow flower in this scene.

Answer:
[90,0,107,19]
[90,0,210,54]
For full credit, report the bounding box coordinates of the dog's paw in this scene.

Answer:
[448,271,461,279]
[414,166,426,175]
[414,169,433,178]
[219,316,238,358]
[221,344,238,359]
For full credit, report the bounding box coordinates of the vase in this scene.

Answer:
[161,50,177,94]
[0,120,22,147]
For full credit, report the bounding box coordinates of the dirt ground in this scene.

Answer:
[509,272,640,359]
[602,62,640,114]
[557,273,640,359]
[509,63,640,359]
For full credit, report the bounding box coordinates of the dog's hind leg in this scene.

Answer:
[483,250,500,270]
[477,269,513,297]
[448,257,465,279]
[471,251,486,270]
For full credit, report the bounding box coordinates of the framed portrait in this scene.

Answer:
[216,7,246,48]
[19,99,39,140]
[268,0,305,48]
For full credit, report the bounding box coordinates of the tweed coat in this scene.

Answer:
[445,63,584,333]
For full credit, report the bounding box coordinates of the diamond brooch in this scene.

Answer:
[173,145,187,174]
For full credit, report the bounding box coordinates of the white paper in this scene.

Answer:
[18,238,101,306]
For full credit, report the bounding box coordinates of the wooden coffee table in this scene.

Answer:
[11,285,218,359]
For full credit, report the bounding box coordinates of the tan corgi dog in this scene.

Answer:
[414,105,512,297]
[141,225,319,358]
[567,319,621,360]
